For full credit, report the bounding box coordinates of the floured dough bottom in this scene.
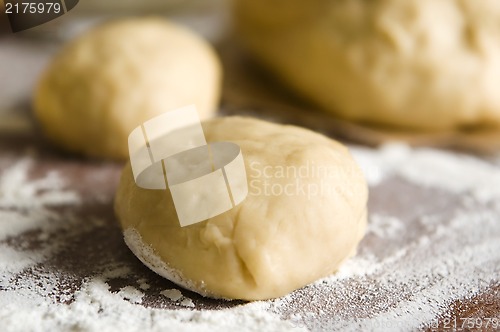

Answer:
[123,228,223,299]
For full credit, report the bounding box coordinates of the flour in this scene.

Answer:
[1,143,499,331]
[161,289,183,301]
[0,158,79,209]
[0,244,45,277]
[0,153,302,332]
[161,289,197,308]
[267,144,500,331]
[271,209,500,331]
[0,158,80,241]
[138,279,151,290]
[180,298,196,308]
[123,228,219,298]
[351,143,500,203]
[118,286,144,304]
[0,157,81,290]
[366,214,404,239]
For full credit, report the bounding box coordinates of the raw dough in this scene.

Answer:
[34,18,221,159]
[234,0,500,130]
[114,116,368,300]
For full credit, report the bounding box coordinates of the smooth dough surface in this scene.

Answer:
[34,18,221,159]
[234,0,500,130]
[114,116,368,300]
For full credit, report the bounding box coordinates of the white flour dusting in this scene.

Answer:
[271,209,499,331]
[138,279,151,290]
[123,228,219,298]
[0,154,301,331]
[351,143,500,203]
[181,298,196,308]
[366,214,404,239]
[0,143,499,331]
[0,159,78,209]
[161,289,183,302]
[118,286,144,304]
[161,289,197,308]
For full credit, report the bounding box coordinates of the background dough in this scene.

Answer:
[34,18,221,159]
[115,116,368,300]
[234,0,500,130]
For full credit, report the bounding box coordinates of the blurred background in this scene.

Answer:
[2,0,500,152]
[0,0,229,126]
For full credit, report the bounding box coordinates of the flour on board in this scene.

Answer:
[0,143,499,331]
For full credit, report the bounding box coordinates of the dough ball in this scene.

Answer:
[234,0,500,130]
[114,116,367,300]
[34,18,221,159]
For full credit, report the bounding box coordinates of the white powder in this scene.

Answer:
[118,286,144,304]
[0,154,301,332]
[180,298,196,308]
[366,214,404,239]
[351,143,500,203]
[123,228,219,298]
[350,143,412,186]
[0,244,45,277]
[271,209,499,331]
[161,289,183,302]
[1,143,499,331]
[160,289,197,308]
[0,158,80,241]
[0,158,79,209]
[138,279,151,290]
[267,144,500,330]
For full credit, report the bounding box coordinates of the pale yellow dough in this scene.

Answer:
[34,18,221,159]
[234,0,500,130]
[114,117,368,300]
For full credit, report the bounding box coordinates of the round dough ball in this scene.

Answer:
[114,116,367,300]
[34,18,221,159]
[234,0,500,130]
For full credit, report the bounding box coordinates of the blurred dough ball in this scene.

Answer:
[234,0,500,130]
[115,117,368,300]
[34,18,221,159]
